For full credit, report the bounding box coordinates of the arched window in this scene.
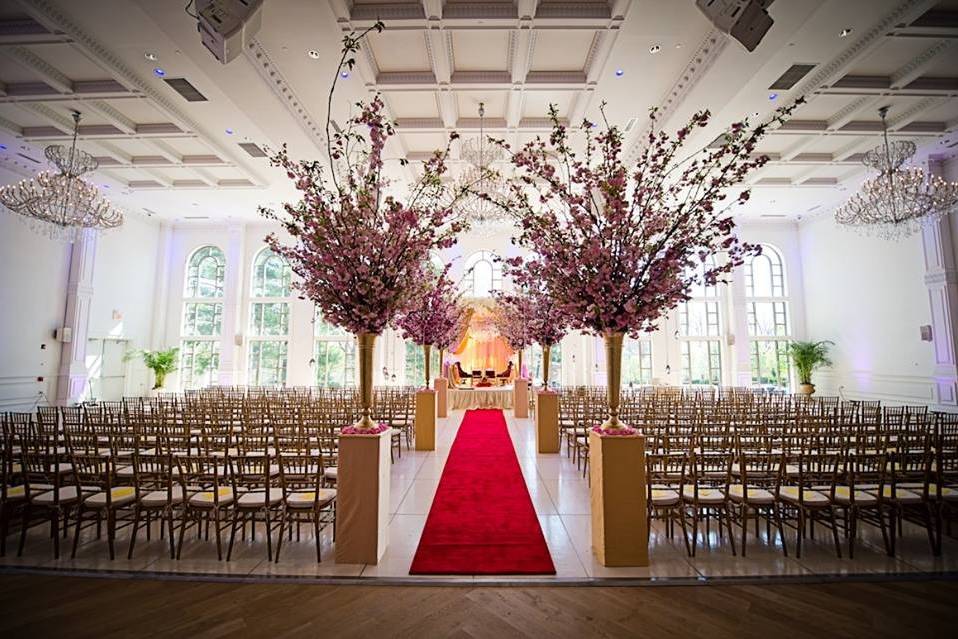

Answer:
[679,256,722,385]
[461,250,502,297]
[623,337,653,386]
[313,310,356,388]
[180,246,225,389]
[248,247,292,386]
[530,343,562,388]
[746,245,791,389]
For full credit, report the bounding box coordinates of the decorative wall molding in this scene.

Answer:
[813,369,939,405]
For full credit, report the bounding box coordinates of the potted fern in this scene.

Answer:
[788,340,833,395]
[125,347,179,393]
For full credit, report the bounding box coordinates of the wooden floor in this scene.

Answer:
[1,574,957,638]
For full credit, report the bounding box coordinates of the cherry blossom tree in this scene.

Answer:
[393,264,462,386]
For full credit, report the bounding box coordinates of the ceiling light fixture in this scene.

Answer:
[307,49,319,59]
[144,52,158,61]
[649,44,661,54]
[153,67,166,77]
[835,106,958,240]
[451,102,511,233]
[615,69,624,77]
[768,93,778,101]
[225,128,234,135]
[0,111,124,242]
[840,27,853,37]
[340,71,350,79]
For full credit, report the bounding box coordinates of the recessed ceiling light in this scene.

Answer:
[0,144,6,150]
[675,43,684,49]
[101,184,110,189]
[768,92,778,101]
[840,27,853,37]
[753,111,760,117]
[225,128,234,135]
[144,52,158,61]
[153,67,166,77]
[615,69,624,77]
[649,44,661,54]
[340,71,350,79]
[307,49,319,59]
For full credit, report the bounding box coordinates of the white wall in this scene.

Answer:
[0,200,71,410]
[798,213,936,404]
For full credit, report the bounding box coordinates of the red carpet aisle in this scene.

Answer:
[409,409,556,574]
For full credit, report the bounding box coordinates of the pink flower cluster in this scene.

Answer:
[495,282,568,349]
[260,25,470,336]
[341,423,391,435]
[490,98,804,337]
[591,425,638,437]
[394,263,463,348]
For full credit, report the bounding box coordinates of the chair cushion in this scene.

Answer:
[4,484,26,500]
[83,486,137,508]
[323,467,338,481]
[237,488,283,507]
[189,487,234,506]
[141,487,186,507]
[681,486,726,504]
[32,485,84,505]
[286,489,336,508]
[650,488,680,506]
[778,485,830,505]
[867,486,922,503]
[832,486,878,505]
[728,484,775,504]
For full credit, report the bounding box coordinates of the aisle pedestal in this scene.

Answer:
[535,390,560,453]
[433,377,448,418]
[589,429,649,567]
[415,389,436,451]
[514,379,529,418]
[334,430,390,564]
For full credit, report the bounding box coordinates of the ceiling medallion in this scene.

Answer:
[0,111,124,242]
[834,107,958,241]
[453,102,512,234]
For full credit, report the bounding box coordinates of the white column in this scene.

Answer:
[149,223,173,349]
[218,223,246,384]
[729,263,753,386]
[921,160,958,407]
[55,228,97,404]
[287,295,314,387]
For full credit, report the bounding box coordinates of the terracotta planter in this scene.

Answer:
[798,382,815,396]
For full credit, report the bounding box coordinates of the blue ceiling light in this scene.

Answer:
[340,70,350,79]
[768,92,778,101]
[153,67,166,77]
[225,128,234,135]
[0,144,7,150]
[615,69,624,77]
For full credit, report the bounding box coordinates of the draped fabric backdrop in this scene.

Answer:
[450,301,514,373]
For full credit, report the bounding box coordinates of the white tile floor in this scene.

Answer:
[2,409,957,582]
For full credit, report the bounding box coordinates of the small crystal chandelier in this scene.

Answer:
[0,111,123,242]
[453,102,512,231]
[835,106,958,240]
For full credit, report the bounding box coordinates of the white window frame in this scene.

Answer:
[746,244,792,390]
[180,245,225,389]
[247,247,292,387]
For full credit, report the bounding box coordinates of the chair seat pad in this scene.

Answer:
[728,484,775,504]
[778,485,830,505]
[650,488,680,506]
[141,486,186,507]
[4,484,26,500]
[237,488,283,507]
[286,489,336,508]
[832,486,878,505]
[682,486,726,504]
[867,486,922,503]
[324,467,337,481]
[33,485,86,505]
[83,486,137,508]
[189,487,234,506]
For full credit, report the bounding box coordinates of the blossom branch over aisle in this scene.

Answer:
[489,98,803,426]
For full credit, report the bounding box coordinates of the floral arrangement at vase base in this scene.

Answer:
[591,425,638,437]
[341,423,391,435]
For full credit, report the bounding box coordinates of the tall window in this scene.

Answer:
[461,250,502,298]
[679,257,723,385]
[313,311,356,387]
[248,247,291,386]
[180,246,224,389]
[746,245,791,389]
[623,337,653,386]
[530,343,562,388]
[404,341,440,387]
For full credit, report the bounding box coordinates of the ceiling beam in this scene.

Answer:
[2,45,72,93]
[143,139,181,165]
[890,38,955,88]
[83,99,136,135]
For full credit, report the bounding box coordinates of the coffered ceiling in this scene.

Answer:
[0,0,955,225]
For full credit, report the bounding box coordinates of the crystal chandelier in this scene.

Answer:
[453,102,512,231]
[0,111,123,242]
[835,106,958,240]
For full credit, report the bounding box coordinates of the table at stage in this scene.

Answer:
[448,386,514,410]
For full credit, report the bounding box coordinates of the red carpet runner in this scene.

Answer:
[409,408,556,575]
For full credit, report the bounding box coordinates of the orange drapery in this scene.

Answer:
[450,301,514,373]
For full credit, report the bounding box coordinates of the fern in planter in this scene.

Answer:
[125,347,179,390]
[788,340,833,387]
